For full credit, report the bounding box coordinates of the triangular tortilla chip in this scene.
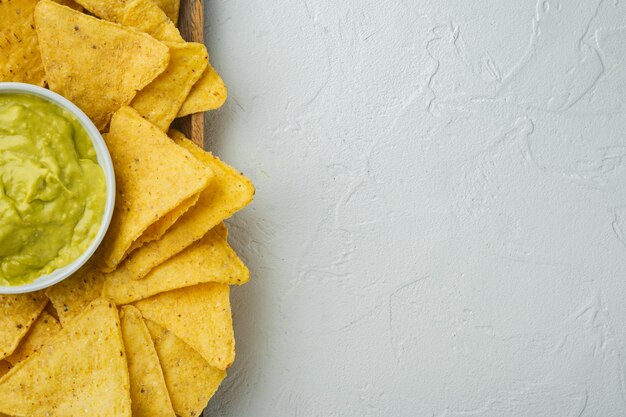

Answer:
[0,292,47,360]
[0,0,45,85]
[177,64,227,117]
[153,0,179,24]
[128,192,200,253]
[72,0,182,42]
[34,0,170,130]
[5,310,61,365]
[45,257,106,325]
[132,42,208,131]
[120,306,175,417]
[120,130,253,280]
[0,299,131,417]
[100,107,213,271]
[134,283,234,369]
[102,225,249,304]
[146,320,226,417]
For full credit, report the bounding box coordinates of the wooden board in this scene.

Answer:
[177,0,205,148]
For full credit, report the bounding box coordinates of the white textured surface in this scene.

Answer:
[203,1,626,415]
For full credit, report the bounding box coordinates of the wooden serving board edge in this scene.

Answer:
[177,0,205,148]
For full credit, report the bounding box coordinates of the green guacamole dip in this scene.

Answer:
[0,94,106,286]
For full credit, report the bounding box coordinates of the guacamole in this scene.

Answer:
[0,94,106,286]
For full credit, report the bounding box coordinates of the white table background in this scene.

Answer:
[203,1,626,415]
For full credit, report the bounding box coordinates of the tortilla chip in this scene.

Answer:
[45,258,106,325]
[5,311,61,366]
[100,107,213,271]
[128,192,201,253]
[0,292,47,360]
[103,226,249,304]
[120,306,175,417]
[134,283,234,369]
[153,0,179,24]
[0,0,45,85]
[121,130,253,280]
[34,0,170,130]
[72,0,182,42]
[146,320,226,417]
[0,299,131,417]
[178,64,227,117]
[132,42,208,131]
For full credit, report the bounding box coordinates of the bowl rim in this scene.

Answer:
[0,82,115,294]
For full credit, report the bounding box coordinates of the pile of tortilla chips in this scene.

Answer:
[0,0,253,415]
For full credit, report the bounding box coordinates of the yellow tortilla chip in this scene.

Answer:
[101,107,213,271]
[134,283,234,370]
[0,292,47,360]
[146,320,226,417]
[103,226,249,304]
[120,306,175,417]
[178,64,227,116]
[34,0,170,130]
[153,0,179,24]
[121,130,254,280]
[73,0,182,42]
[0,299,131,417]
[45,257,106,325]
[132,42,208,131]
[5,311,61,366]
[0,0,44,85]
[128,192,201,253]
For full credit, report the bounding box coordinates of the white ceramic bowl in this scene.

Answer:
[0,82,115,294]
